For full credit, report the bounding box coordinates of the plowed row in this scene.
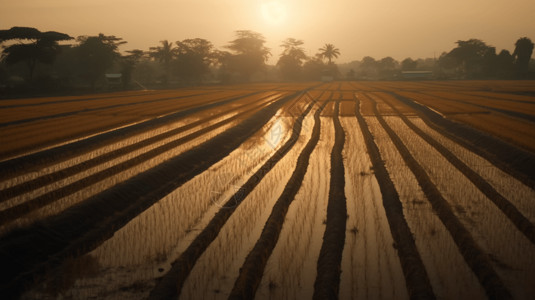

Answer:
[0,81,533,299]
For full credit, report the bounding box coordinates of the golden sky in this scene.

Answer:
[1,0,534,63]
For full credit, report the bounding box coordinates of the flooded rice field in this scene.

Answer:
[1,81,534,299]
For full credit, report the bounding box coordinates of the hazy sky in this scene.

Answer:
[1,0,534,64]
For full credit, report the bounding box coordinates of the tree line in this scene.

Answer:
[0,26,533,95]
[341,38,534,80]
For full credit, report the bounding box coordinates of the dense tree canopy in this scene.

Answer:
[513,37,534,77]
[378,56,398,78]
[120,49,145,88]
[174,38,214,84]
[149,40,176,85]
[1,25,534,95]
[0,26,72,81]
[443,39,495,78]
[401,58,418,71]
[76,34,126,89]
[277,38,306,81]
[225,30,271,81]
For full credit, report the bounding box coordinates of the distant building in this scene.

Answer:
[401,71,433,80]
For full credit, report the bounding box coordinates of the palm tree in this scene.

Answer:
[149,40,176,85]
[318,43,340,64]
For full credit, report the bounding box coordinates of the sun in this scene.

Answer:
[261,1,287,26]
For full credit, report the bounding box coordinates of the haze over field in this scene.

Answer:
[1,0,534,62]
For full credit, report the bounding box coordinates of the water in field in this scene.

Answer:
[180,110,314,299]
[366,116,485,299]
[340,116,408,300]
[20,104,295,300]
[384,116,535,299]
[6,81,535,300]
[256,116,333,299]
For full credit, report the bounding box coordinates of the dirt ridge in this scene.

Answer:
[0,91,219,128]
[0,91,261,177]
[228,95,327,299]
[0,93,280,202]
[0,98,276,227]
[147,91,319,300]
[313,99,347,299]
[0,90,172,109]
[375,93,535,245]
[366,94,512,299]
[387,92,535,189]
[354,94,436,300]
[0,91,300,299]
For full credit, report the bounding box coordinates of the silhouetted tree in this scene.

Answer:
[76,34,126,89]
[277,38,306,81]
[378,56,398,79]
[52,45,78,88]
[401,58,418,71]
[0,27,72,82]
[442,39,494,78]
[302,54,324,81]
[174,38,214,84]
[494,50,514,78]
[359,56,378,79]
[513,37,534,78]
[121,49,145,89]
[225,30,270,81]
[318,43,340,64]
[132,59,158,86]
[481,46,498,77]
[416,58,437,71]
[211,49,233,83]
[346,68,355,80]
[149,40,176,85]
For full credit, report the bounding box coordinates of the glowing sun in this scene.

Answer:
[261,1,287,25]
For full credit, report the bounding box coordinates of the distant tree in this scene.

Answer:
[174,38,214,84]
[225,30,271,81]
[52,45,78,87]
[513,37,534,78]
[494,49,514,78]
[0,60,7,84]
[378,56,399,79]
[318,43,340,64]
[0,26,72,82]
[133,59,157,86]
[76,34,126,89]
[149,40,176,85]
[401,58,418,71]
[302,54,324,81]
[325,62,341,79]
[443,39,494,78]
[277,38,306,81]
[416,58,437,71]
[346,68,355,80]
[120,49,145,89]
[211,49,233,83]
[359,56,378,79]
[481,46,498,77]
